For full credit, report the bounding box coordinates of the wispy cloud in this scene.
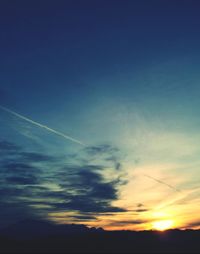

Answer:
[0,105,85,146]
[143,174,181,192]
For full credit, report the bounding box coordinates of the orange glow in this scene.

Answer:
[152,220,174,231]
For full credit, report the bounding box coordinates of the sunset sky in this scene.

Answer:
[0,0,200,231]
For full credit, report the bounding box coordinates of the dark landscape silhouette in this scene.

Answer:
[0,219,199,253]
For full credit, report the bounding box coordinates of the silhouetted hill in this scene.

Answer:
[0,219,103,239]
[0,220,199,253]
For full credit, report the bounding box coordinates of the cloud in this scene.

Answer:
[53,199,125,213]
[185,221,200,229]
[82,144,124,174]
[143,174,181,193]
[0,140,20,152]
[0,162,42,189]
[85,144,119,156]
[19,152,56,162]
[0,187,25,200]
[134,209,149,213]
[44,166,126,213]
[5,175,39,185]
[0,140,127,227]
[108,219,147,227]
[0,105,85,146]
[0,162,41,173]
[70,214,97,221]
[74,170,117,199]
[0,140,57,165]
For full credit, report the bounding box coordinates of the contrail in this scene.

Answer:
[144,174,181,192]
[0,105,85,146]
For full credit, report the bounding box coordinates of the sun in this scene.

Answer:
[152,220,174,231]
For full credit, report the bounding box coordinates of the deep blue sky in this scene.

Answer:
[0,0,200,230]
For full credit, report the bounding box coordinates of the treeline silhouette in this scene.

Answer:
[0,219,199,253]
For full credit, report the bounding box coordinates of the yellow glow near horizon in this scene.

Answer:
[152,220,174,231]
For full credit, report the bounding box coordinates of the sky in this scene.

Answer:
[0,0,200,231]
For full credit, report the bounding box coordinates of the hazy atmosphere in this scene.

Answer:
[0,0,200,235]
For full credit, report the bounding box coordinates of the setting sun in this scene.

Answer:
[152,220,174,231]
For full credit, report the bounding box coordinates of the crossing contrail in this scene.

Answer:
[0,105,85,146]
[144,174,181,193]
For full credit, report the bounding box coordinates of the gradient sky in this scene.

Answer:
[0,0,200,231]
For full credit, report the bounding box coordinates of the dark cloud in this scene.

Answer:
[5,175,39,185]
[57,165,104,178]
[108,219,147,227]
[0,140,56,164]
[19,152,56,162]
[185,221,200,229]
[0,162,42,189]
[134,209,149,213]
[43,168,126,213]
[52,199,125,213]
[0,140,20,152]
[0,140,127,227]
[0,162,41,173]
[115,162,122,170]
[35,190,68,200]
[85,144,119,156]
[76,170,117,199]
[105,155,123,171]
[0,187,25,200]
[71,214,97,221]
[131,204,149,213]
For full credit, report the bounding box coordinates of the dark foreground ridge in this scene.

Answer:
[0,219,199,253]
